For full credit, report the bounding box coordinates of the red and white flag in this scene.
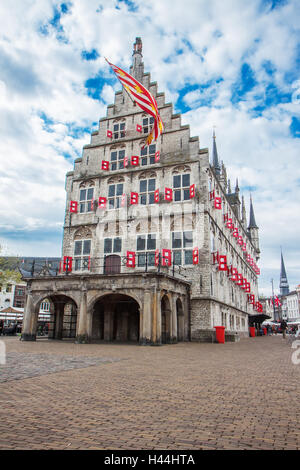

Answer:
[274,295,281,307]
[105,59,164,147]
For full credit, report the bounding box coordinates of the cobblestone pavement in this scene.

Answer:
[0,335,299,450]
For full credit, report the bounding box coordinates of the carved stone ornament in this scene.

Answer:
[74,227,93,240]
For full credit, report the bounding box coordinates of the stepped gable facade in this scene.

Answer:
[21,38,260,344]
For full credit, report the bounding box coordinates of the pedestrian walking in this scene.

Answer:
[280,319,288,339]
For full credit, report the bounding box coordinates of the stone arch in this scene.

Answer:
[172,165,191,174]
[32,293,78,340]
[74,227,92,240]
[107,175,125,184]
[139,171,157,179]
[90,293,141,343]
[79,180,95,188]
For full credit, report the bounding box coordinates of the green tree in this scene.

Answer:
[0,246,22,287]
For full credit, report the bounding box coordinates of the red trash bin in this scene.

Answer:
[263,327,267,335]
[249,326,255,337]
[214,326,225,344]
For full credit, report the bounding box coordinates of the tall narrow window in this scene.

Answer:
[108,183,124,209]
[173,174,190,201]
[110,149,125,170]
[74,239,91,271]
[142,116,154,135]
[136,234,156,266]
[139,178,156,205]
[113,122,125,139]
[140,144,156,166]
[79,188,94,213]
[171,231,193,265]
[104,237,122,254]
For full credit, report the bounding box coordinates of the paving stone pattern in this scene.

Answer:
[0,336,300,450]
[0,352,125,383]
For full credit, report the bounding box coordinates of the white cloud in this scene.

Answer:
[0,0,299,293]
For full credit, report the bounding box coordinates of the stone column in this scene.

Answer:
[171,295,178,343]
[156,292,162,345]
[21,292,36,341]
[54,302,64,340]
[140,290,152,345]
[76,289,88,343]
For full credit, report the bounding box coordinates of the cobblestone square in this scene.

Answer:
[0,336,299,450]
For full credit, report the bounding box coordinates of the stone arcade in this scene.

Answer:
[21,38,261,345]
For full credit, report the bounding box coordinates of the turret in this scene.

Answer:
[279,250,289,296]
[130,37,144,82]
[211,130,221,178]
[247,195,260,257]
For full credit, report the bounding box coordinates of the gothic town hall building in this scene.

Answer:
[22,39,261,345]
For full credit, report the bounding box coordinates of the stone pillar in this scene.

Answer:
[171,295,178,343]
[156,292,162,345]
[54,302,64,340]
[21,292,36,341]
[76,289,88,343]
[140,290,152,345]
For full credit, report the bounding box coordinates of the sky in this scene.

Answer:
[0,0,299,296]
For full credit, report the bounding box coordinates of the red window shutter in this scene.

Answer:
[70,201,78,213]
[193,248,199,265]
[98,197,107,209]
[212,251,219,264]
[218,255,228,271]
[226,218,234,230]
[63,256,72,272]
[88,256,91,271]
[130,192,139,205]
[155,151,160,162]
[230,267,238,281]
[155,249,160,266]
[107,130,112,138]
[131,156,139,166]
[246,281,251,293]
[232,227,239,238]
[223,213,229,222]
[165,187,172,201]
[102,160,109,171]
[126,251,136,268]
[214,196,222,209]
[209,190,215,200]
[136,124,142,133]
[154,189,160,203]
[190,184,195,199]
[237,273,243,286]
[162,249,172,267]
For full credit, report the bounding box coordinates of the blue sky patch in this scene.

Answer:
[290,117,300,138]
[81,49,99,61]
[116,0,138,12]
[231,63,257,104]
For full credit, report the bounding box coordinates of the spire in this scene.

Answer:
[235,178,239,194]
[212,130,221,177]
[279,249,289,295]
[248,195,258,229]
[130,37,144,81]
[241,195,247,227]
